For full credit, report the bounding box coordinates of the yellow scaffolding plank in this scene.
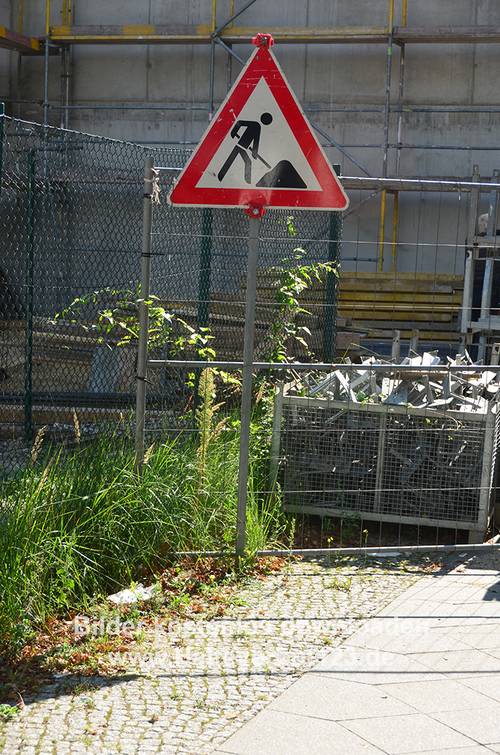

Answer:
[0,25,41,54]
[50,24,212,44]
[340,292,462,304]
[47,24,500,46]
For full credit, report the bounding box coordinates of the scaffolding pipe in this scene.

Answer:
[17,0,24,33]
[391,0,408,275]
[213,0,258,37]
[394,50,405,177]
[311,121,371,176]
[49,102,210,111]
[378,189,387,271]
[215,35,244,65]
[42,39,49,127]
[382,0,394,176]
[391,190,399,271]
[395,0,407,177]
[20,99,500,116]
[45,0,50,36]
[22,97,500,115]
[388,0,395,32]
[64,47,72,129]
[59,47,71,129]
[211,0,217,32]
[208,37,215,119]
[378,0,395,273]
[62,0,68,26]
[402,0,408,25]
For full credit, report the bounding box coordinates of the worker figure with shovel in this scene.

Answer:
[217,112,273,184]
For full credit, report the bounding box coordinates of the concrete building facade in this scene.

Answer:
[1,2,500,295]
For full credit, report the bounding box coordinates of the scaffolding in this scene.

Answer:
[3,0,500,277]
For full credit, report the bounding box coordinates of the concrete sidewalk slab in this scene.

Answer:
[376,678,499,713]
[340,712,477,753]
[444,624,500,649]
[311,645,443,684]
[214,709,385,754]
[269,676,413,719]
[217,550,500,755]
[410,648,500,676]
[461,674,500,701]
[431,705,500,745]
[342,621,473,653]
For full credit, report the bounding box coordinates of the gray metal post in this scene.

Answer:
[236,212,261,558]
[134,157,155,471]
[324,174,342,362]
[478,259,494,362]
[269,382,284,489]
[391,329,401,361]
[460,166,480,347]
[24,149,36,443]
[478,169,500,361]
[409,329,419,354]
[43,38,49,127]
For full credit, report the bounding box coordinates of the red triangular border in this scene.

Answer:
[168,46,349,211]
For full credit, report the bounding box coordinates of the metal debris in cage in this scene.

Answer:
[298,351,500,413]
[273,350,500,543]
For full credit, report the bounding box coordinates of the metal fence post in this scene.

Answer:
[0,102,4,196]
[324,210,342,361]
[24,149,36,443]
[236,212,261,559]
[269,382,284,488]
[134,157,154,471]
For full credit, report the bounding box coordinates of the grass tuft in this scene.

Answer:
[0,424,287,658]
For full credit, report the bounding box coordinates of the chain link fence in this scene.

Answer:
[0,115,339,476]
[1,113,499,550]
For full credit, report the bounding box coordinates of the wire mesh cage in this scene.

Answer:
[274,369,500,543]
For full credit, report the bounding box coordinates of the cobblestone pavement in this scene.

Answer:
[1,557,428,754]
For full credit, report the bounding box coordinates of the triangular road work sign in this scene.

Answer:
[168,37,348,212]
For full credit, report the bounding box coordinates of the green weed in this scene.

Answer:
[0,421,287,658]
[0,704,19,720]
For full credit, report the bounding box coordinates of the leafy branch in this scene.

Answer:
[54,286,216,359]
[267,217,338,362]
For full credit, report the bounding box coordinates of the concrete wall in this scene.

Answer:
[3,0,500,277]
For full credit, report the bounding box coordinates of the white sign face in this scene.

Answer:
[168,43,348,211]
[196,78,321,193]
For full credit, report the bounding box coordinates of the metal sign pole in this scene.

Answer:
[134,157,154,471]
[236,208,262,558]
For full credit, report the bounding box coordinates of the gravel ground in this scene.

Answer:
[0,556,429,754]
